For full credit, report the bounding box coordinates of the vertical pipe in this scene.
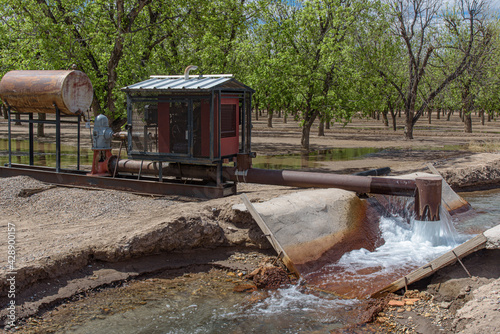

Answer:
[7,106,11,167]
[29,113,34,165]
[414,177,442,221]
[188,99,193,157]
[209,93,214,161]
[217,90,221,159]
[241,92,246,153]
[77,114,81,170]
[158,161,163,182]
[55,107,61,173]
[127,95,133,153]
[248,92,252,153]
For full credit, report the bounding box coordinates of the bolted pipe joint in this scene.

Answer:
[414,176,442,221]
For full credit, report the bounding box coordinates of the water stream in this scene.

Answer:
[22,197,487,333]
[305,207,465,298]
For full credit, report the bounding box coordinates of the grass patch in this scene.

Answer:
[467,140,500,153]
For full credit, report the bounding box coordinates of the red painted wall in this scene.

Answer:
[220,98,239,157]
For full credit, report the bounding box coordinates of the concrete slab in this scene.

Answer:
[235,188,381,274]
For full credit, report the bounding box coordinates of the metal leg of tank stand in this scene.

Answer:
[29,113,34,166]
[7,107,11,167]
[77,114,81,170]
[55,107,61,173]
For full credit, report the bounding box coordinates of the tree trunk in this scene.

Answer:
[428,108,432,124]
[37,113,46,137]
[301,125,311,152]
[390,109,397,131]
[301,108,320,152]
[382,110,389,127]
[318,118,325,136]
[267,109,273,128]
[488,110,492,122]
[404,111,414,139]
[481,110,485,126]
[283,113,287,123]
[447,110,453,121]
[15,113,21,125]
[436,108,440,120]
[464,113,472,133]
[255,108,259,121]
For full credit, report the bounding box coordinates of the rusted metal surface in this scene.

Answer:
[110,159,217,181]
[0,165,234,199]
[224,167,417,196]
[426,163,471,215]
[414,176,442,221]
[0,70,93,115]
[236,153,253,171]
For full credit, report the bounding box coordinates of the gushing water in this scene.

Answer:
[305,205,465,297]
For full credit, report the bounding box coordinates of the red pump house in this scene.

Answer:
[122,71,254,193]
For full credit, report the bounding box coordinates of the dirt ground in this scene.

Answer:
[1,111,500,333]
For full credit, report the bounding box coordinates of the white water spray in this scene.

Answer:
[411,206,460,246]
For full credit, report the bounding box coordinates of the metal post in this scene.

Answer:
[7,106,11,167]
[248,92,252,153]
[77,114,81,170]
[414,176,442,221]
[55,107,61,172]
[241,92,246,153]
[29,113,34,165]
[218,90,221,159]
[209,93,214,161]
[158,161,163,182]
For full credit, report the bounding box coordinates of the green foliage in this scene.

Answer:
[0,0,499,141]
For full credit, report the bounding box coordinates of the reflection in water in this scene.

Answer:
[0,138,94,168]
[253,147,381,170]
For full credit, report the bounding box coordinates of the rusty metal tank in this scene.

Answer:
[0,70,93,115]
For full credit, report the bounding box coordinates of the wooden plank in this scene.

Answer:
[240,194,300,276]
[371,233,488,298]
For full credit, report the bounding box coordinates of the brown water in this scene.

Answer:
[0,138,94,168]
[19,270,380,333]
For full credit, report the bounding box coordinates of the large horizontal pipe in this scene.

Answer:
[110,158,217,181]
[111,158,417,196]
[224,167,417,197]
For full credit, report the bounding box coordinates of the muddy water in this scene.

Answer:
[252,148,381,170]
[18,193,493,334]
[19,270,371,333]
[0,139,94,168]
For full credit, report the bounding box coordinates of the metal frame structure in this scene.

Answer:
[6,106,82,172]
[122,76,255,190]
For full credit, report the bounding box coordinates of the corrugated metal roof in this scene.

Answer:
[123,76,252,91]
